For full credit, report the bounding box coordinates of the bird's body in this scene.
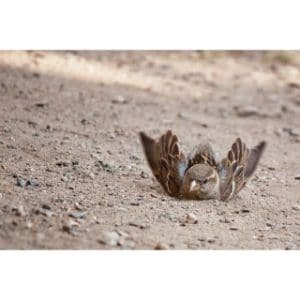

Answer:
[139,130,266,201]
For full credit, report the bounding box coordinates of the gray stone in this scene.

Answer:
[69,211,87,219]
[99,231,120,246]
[16,177,26,187]
[185,213,198,224]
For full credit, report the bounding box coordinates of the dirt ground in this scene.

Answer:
[0,51,299,249]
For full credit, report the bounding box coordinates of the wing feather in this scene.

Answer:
[139,130,187,197]
[219,138,266,201]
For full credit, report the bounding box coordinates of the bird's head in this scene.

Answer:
[182,164,219,200]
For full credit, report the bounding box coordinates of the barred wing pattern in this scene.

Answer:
[139,130,187,197]
[187,143,217,169]
[220,138,266,201]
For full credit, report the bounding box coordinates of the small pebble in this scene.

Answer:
[219,218,231,224]
[154,242,170,250]
[229,227,238,231]
[178,112,191,120]
[16,177,27,187]
[98,231,120,246]
[234,105,259,117]
[121,240,136,249]
[116,207,128,212]
[116,230,129,238]
[117,236,126,246]
[140,171,149,179]
[97,160,114,173]
[26,178,39,187]
[13,205,26,217]
[56,161,69,167]
[69,211,87,219]
[185,213,198,224]
[35,102,48,108]
[288,82,300,89]
[74,202,83,210]
[42,204,51,210]
[128,222,148,229]
[129,155,139,161]
[295,175,300,180]
[86,172,95,179]
[283,128,300,137]
[40,209,53,217]
[61,175,69,182]
[62,221,79,235]
[26,221,33,229]
[112,95,127,104]
[253,235,264,241]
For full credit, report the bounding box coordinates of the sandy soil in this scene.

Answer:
[0,51,299,249]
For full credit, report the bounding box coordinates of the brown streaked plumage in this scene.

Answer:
[139,130,266,201]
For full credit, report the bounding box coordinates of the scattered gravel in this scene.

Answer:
[283,128,300,137]
[16,177,39,187]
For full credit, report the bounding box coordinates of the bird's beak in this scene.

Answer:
[189,180,200,192]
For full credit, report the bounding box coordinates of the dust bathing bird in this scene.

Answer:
[140,130,266,201]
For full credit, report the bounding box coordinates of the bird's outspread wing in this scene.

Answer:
[139,130,187,197]
[219,137,266,201]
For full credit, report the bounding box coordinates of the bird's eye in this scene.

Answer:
[203,179,208,184]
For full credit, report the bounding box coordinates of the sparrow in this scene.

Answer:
[139,130,266,201]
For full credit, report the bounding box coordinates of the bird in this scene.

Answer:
[139,130,266,201]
